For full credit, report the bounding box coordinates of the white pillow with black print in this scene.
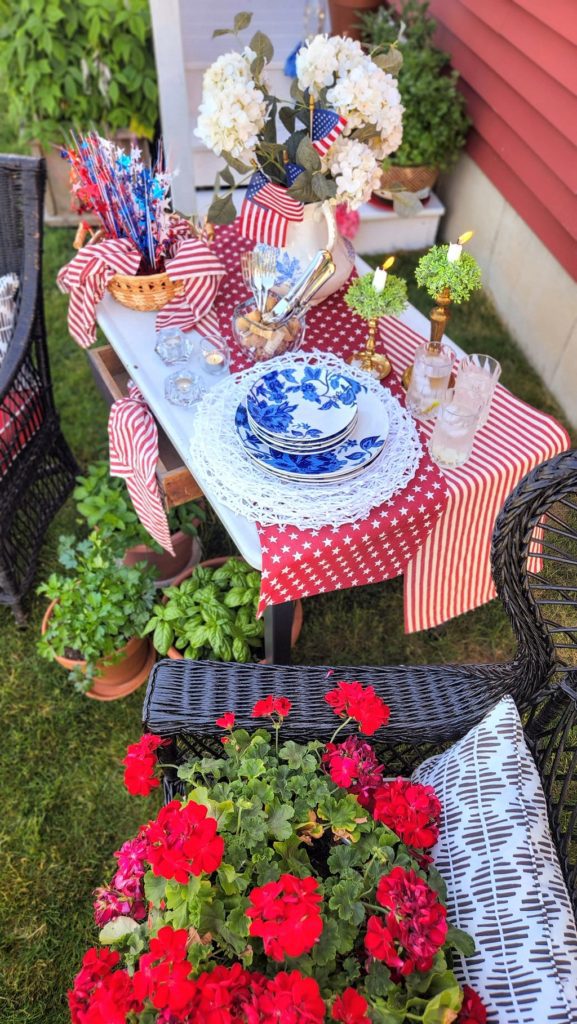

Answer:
[0,272,19,365]
[412,696,577,1024]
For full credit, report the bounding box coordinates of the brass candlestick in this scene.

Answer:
[348,317,392,380]
[401,287,453,389]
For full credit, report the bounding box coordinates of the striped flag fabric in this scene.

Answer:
[239,171,304,247]
[157,237,225,334]
[57,238,141,348]
[108,383,174,555]
[311,109,347,156]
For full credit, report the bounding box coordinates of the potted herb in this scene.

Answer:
[73,461,205,587]
[145,557,302,663]
[0,0,158,221]
[359,1,470,205]
[38,531,157,699]
[72,683,485,1022]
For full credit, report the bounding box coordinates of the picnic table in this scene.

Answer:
[94,226,569,662]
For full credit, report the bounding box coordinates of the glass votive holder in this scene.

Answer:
[155,327,196,365]
[164,369,206,407]
[200,335,230,376]
[455,353,501,426]
[428,388,483,469]
[406,342,454,421]
[231,296,305,363]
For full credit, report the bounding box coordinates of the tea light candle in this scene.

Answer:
[372,255,395,293]
[447,230,474,263]
[204,350,225,372]
[176,372,192,391]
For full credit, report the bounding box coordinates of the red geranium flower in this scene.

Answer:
[141,799,224,884]
[122,733,166,796]
[332,987,371,1024]
[258,970,326,1024]
[252,695,292,719]
[365,866,448,975]
[133,925,196,1012]
[372,778,442,849]
[215,711,236,729]
[324,681,390,736]
[457,985,488,1024]
[322,736,385,806]
[246,873,323,960]
[68,948,142,1024]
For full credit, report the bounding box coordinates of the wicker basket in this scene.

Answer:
[376,165,439,201]
[107,271,184,312]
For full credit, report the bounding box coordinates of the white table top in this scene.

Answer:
[96,257,464,570]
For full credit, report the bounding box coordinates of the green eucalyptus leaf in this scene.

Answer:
[296,136,321,173]
[311,172,337,200]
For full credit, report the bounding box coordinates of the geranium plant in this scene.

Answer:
[196,11,404,222]
[144,558,264,662]
[71,682,487,1023]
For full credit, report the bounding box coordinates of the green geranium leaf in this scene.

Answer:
[99,916,139,944]
[273,835,311,874]
[365,960,394,998]
[267,803,295,840]
[217,863,240,896]
[328,877,365,925]
[421,984,462,1023]
[144,870,166,907]
[446,925,475,957]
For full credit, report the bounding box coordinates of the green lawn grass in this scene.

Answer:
[0,226,572,1023]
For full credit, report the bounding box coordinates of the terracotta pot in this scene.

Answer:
[123,531,202,589]
[328,0,382,39]
[41,600,156,701]
[375,165,439,201]
[164,557,303,662]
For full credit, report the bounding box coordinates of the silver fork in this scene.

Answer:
[254,246,278,312]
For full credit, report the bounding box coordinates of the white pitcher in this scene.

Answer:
[282,201,355,305]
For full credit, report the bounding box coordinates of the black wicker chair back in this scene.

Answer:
[0,155,77,622]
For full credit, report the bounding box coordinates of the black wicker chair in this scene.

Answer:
[0,155,78,623]
[143,449,577,911]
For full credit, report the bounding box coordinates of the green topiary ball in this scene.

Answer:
[415,245,482,303]
[344,272,408,320]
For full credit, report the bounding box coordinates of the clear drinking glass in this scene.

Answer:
[428,388,483,469]
[406,342,454,421]
[455,354,501,426]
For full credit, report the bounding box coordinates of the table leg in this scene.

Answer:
[264,601,295,664]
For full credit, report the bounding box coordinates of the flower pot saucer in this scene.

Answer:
[86,642,156,701]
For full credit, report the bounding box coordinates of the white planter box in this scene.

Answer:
[355,193,446,254]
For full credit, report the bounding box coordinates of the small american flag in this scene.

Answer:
[311,109,347,157]
[239,171,304,247]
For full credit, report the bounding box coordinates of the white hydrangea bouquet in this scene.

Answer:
[196,11,404,226]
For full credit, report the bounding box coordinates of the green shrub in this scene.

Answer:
[360,0,470,170]
[0,0,158,146]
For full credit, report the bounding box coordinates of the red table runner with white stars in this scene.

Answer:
[209,225,569,632]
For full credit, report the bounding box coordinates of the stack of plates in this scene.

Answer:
[235,362,389,483]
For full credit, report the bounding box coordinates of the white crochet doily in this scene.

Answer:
[190,350,422,530]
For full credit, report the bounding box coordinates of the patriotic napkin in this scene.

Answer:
[108,383,174,554]
[58,229,225,348]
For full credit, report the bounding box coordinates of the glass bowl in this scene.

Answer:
[231,295,306,363]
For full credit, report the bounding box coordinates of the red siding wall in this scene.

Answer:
[424,0,577,280]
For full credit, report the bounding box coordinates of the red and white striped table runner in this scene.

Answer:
[214,226,570,632]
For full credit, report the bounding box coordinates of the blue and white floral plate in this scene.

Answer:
[246,364,363,446]
[235,389,388,483]
[248,409,358,455]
